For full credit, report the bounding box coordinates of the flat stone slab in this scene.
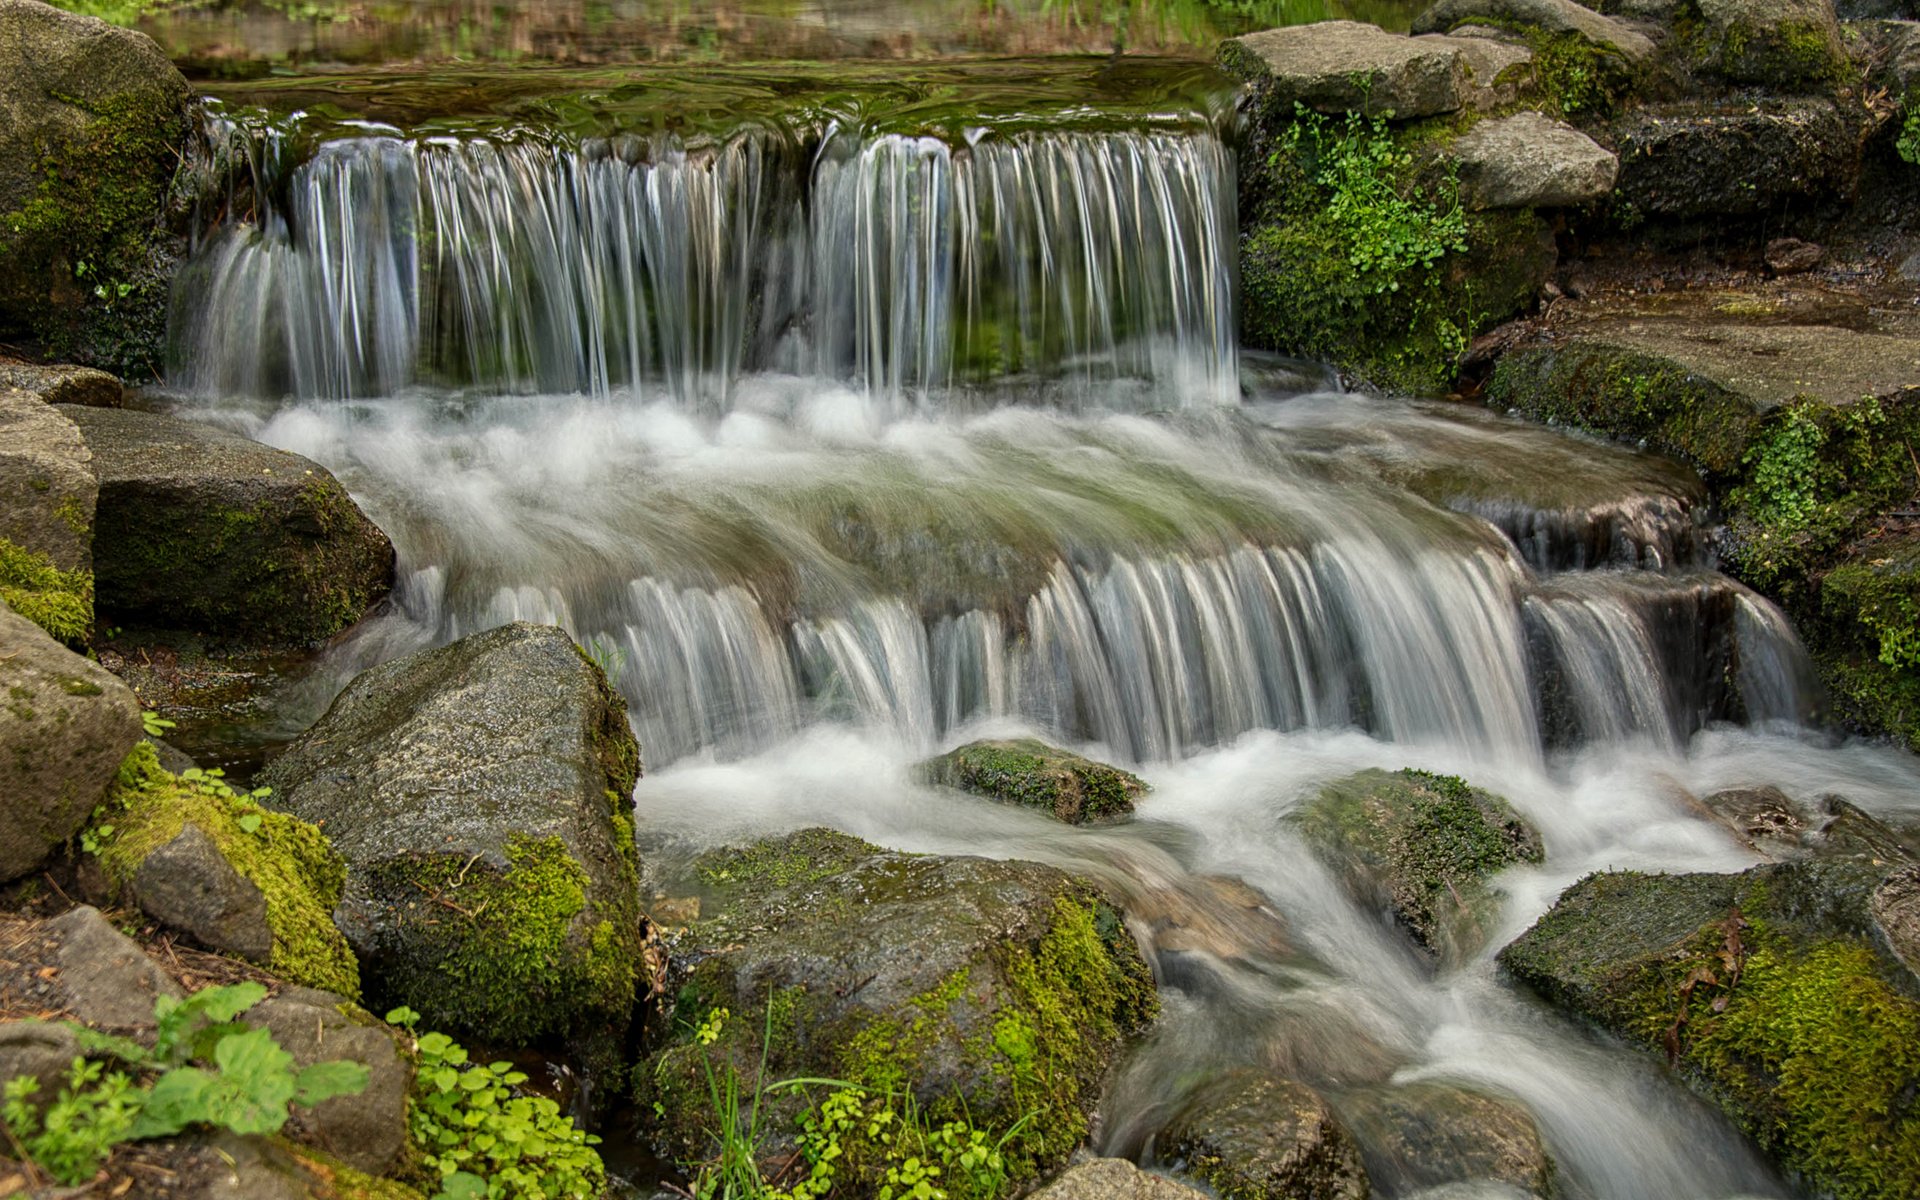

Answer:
[1412,0,1657,63]
[1452,111,1619,209]
[0,360,123,407]
[1220,21,1471,118]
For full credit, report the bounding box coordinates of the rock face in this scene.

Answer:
[131,822,274,962]
[0,389,96,644]
[64,406,394,647]
[919,738,1148,823]
[0,0,191,374]
[1451,112,1619,209]
[245,987,413,1176]
[259,623,643,1045]
[0,360,122,407]
[1411,0,1658,63]
[1334,1081,1555,1196]
[0,1020,83,1109]
[1031,1159,1210,1199]
[0,602,142,882]
[1691,0,1848,89]
[641,828,1157,1193]
[1500,859,1920,1200]
[1219,21,1472,119]
[1292,768,1544,966]
[1610,100,1862,220]
[1873,865,1920,978]
[1161,1071,1368,1200]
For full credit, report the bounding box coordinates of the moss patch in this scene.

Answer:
[92,742,359,997]
[0,536,93,646]
[919,738,1147,824]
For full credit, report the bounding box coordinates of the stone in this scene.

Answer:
[258,622,643,1046]
[1335,1081,1555,1196]
[918,737,1147,823]
[1693,0,1848,90]
[0,1020,83,1108]
[1610,99,1863,220]
[0,387,95,577]
[1412,0,1658,64]
[1805,793,1920,864]
[1292,768,1544,966]
[1219,21,1472,119]
[245,988,413,1175]
[640,829,1156,1194]
[1450,111,1619,209]
[63,405,394,647]
[1696,785,1809,858]
[0,360,123,407]
[1871,865,1920,979]
[1161,1070,1368,1200]
[1418,32,1536,109]
[0,601,142,882]
[1765,236,1824,273]
[131,821,274,962]
[42,905,183,1032]
[1031,1159,1211,1199]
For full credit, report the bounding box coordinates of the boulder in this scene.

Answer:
[1499,860,1920,1199]
[1219,22,1473,119]
[34,905,183,1033]
[131,821,274,963]
[0,0,191,375]
[245,987,413,1176]
[919,737,1147,823]
[258,622,643,1046]
[1609,99,1863,219]
[1804,793,1920,864]
[0,387,95,577]
[1412,0,1658,64]
[1334,1081,1555,1196]
[1292,768,1544,966]
[0,359,123,407]
[1419,30,1536,111]
[1696,785,1810,857]
[0,601,142,882]
[1765,236,1824,273]
[1031,1159,1210,1199]
[1872,865,1920,978]
[0,1020,83,1108]
[1450,111,1619,209]
[640,829,1157,1193]
[63,405,393,647]
[1691,0,1848,90]
[1160,1070,1368,1200]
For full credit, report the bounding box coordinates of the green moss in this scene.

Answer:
[696,828,875,893]
[1527,31,1634,118]
[284,1142,428,1199]
[920,739,1146,824]
[92,743,360,997]
[365,834,638,1045]
[1810,545,1920,750]
[0,537,93,646]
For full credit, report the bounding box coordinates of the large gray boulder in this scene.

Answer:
[63,406,393,647]
[0,602,141,882]
[5,906,185,1033]
[0,389,95,643]
[1451,112,1619,209]
[1219,21,1473,119]
[1161,1071,1369,1200]
[1412,0,1658,63]
[258,623,643,1046]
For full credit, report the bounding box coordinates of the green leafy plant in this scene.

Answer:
[385,1006,606,1200]
[1897,101,1920,167]
[2,1060,142,1185]
[140,709,175,739]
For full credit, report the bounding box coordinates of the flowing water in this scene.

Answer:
[153,62,1920,1199]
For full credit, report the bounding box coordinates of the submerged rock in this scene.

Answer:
[1500,860,1920,1200]
[640,828,1156,1192]
[919,737,1147,823]
[1160,1070,1368,1200]
[1449,112,1619,210]
[1219,21,1473,119]
[1696,785,1810,858]
[259,623,643,1047]
[64,406,394,647]
[1334,1081,1554,1197]
[1293,768,1544,967]
[0,600,141,882]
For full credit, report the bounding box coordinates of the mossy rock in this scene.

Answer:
[918,738,1147,824]
[1499,860,1920,1200]
[1160,1070,1368,1200]
[1292,768,1543,967]
[1332,1080,1555,1197]
[90,742,360,998]
[638,828,1157,1193]
[1685,0,1850,91]
[258,623,643,1050]
[1807,534,1920,750]
[0,536,92,648]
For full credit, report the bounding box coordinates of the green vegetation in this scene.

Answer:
[2,982,368,1186]
[384,1006,605,1200]
[919,739,1145,824]
[90,742,360,997]
[1898,102,1920,167]
[0,537,93,646]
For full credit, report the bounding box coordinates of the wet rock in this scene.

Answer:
[1697,785,1809,857]
[0,360,123,407]
[1610,99,1863,219]
[1871,865,1920,979]
[1292,768,1544,967]
[1499,860,1920,1199]
[41,905,183,1033]
[0,1020,83,1109]
[131,821,274,962]
[259,622,643,1046]
[1765,236,1825,273]
[919,737,1147,823]
[1450,112,1619,209]
[1335,1081,1554,1196]
[1161,1070,1368,1200]
[1219,21,1472,119]
[1412,0,1658,64]
[245,987,413,1176]
[1032,1159,1211,1199]
[1131,873,1293,962]
[1691,0,1848,90]
[0,601,142,882]
[0,388,96,595]
[63,405,394,647]
[1805,793,1920,864]
[641,829,1156,1193]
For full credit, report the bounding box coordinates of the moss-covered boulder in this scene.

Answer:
[1500,859,1920,1200]
[64,406,393,648]
[1292,768,1544,967]
[1332,1081,1554,1196]
[1160,1070,1368,1200]
[918,738,1147,824]
[0,0,191,377]
[1687,0,1849,91]
[89,742,360,997]
[259,623,644,1049]
[0,389,95,645]
[1218,22,1473,120]
[0,600,142,883]
[1412,0,1659,64]
[1811,533,1920,748]
[638,828,1156,1193]
[1608,99,1864,221]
